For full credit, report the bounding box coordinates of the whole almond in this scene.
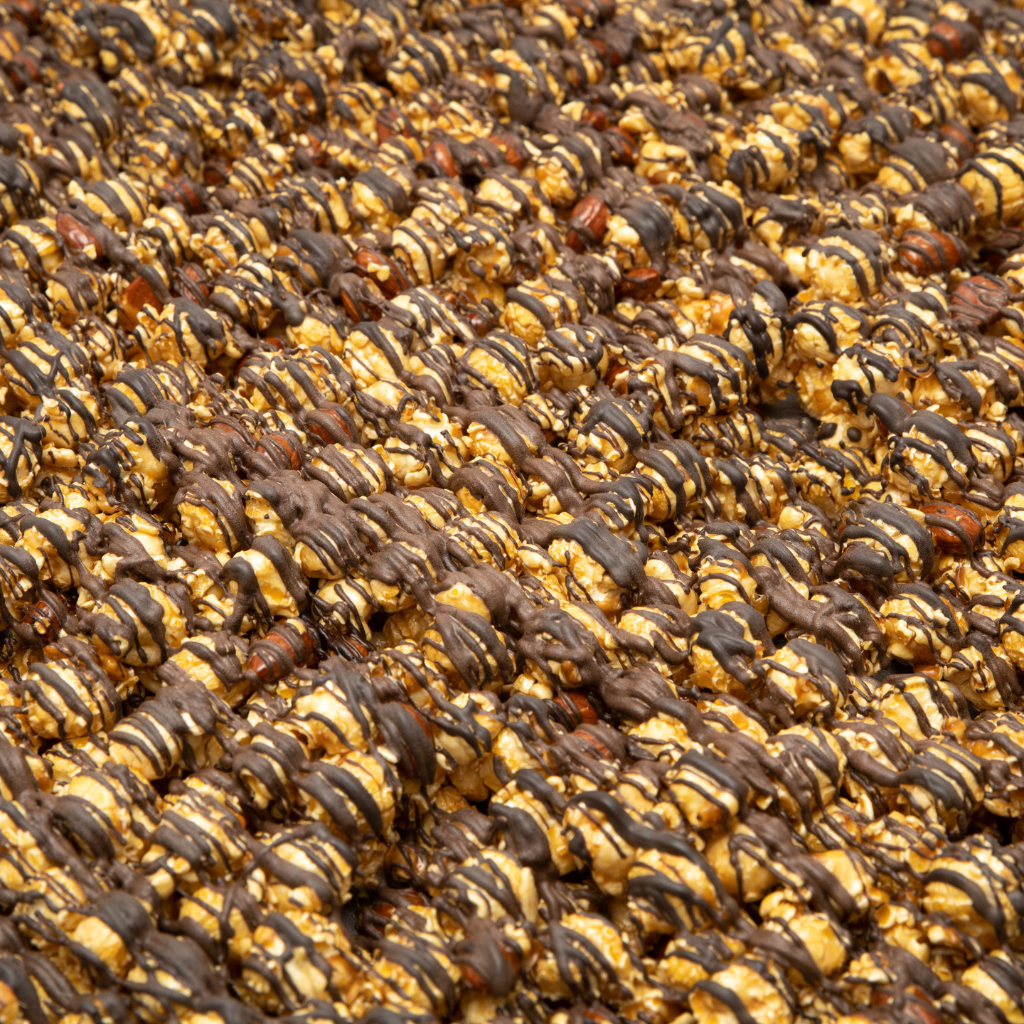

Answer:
[566,193,609,251]
[488,131,526,170]
[925,18,978,60]
[354,246,409,299]
[897,229,961,277]
[425,140,457,178]
[118,275,162,330]
[605,125,638,166]
[615,267,661,301]
[920,501,983,553]
[56,211,101,256]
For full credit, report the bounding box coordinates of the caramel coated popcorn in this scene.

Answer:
[1,0,1024,1021]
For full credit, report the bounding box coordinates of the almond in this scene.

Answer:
[554,690,599,724]
[605,125,638,166]
[615,267,661,301]
[488,131,526,170]
[118,275,162,330]
[566,193,609,251]
[920,501,983,554]
[56,211,101,256]
[925,18,978,60]
[424,140,457,178]
[354,247,410,299]
[896,229,961,277]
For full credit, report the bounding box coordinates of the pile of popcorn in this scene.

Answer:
[2,0,1024,1020]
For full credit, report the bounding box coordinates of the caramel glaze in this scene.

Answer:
[6,0,1024,1019]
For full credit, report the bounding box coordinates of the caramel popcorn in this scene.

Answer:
[0,0,1021,1020]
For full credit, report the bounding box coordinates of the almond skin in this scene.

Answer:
[424,140,457,178]
[554,690,599,724]
[118,275,162,330]
[950,275,1009,326]
[925,18,978,60]
[354,247,410,299]
[566,194,610,251]
[488,131,527,170]
[56,211,101,255]
[921,501,983,554]
[896,229,962,277]
[615,267,661,301]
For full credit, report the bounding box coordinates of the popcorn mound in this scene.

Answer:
[1,0,1024,1021]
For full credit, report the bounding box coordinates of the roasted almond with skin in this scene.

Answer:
[939,120,975,163]
[605,125,637,165]
[332,632,373,659]
[340,288,384,323]
[901,998,944,1024]
[56,211,101,256]
[159,176,208,215]
[176,261,211,302]
[488,130,527,170]
[380,702,434,781]
[353,247,410,299]
[424,140,457,178]
[21,594,68,645]
[566,193,609,251]
[615,266,661,301]
[203,158,231,186]
[455,933,522,994]
[375,112,397,144]
[303,406,355,445]
[247,621,316,683]
[441,287,496,336]
[570,725,615,759]
[5,52,39,88]
[921,501,983,554]
[554,690,599,725]
[384,842,430,887]
[375,106,411,144]
[118,276,163,330]
[6,0,40,26]
[231,337,284,378]
[896,229,962,277]
[255,432,303,471]
[950,275,1010,326]
[925,18,978,60]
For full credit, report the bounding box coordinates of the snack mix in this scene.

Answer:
[5,0,1024,1021]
